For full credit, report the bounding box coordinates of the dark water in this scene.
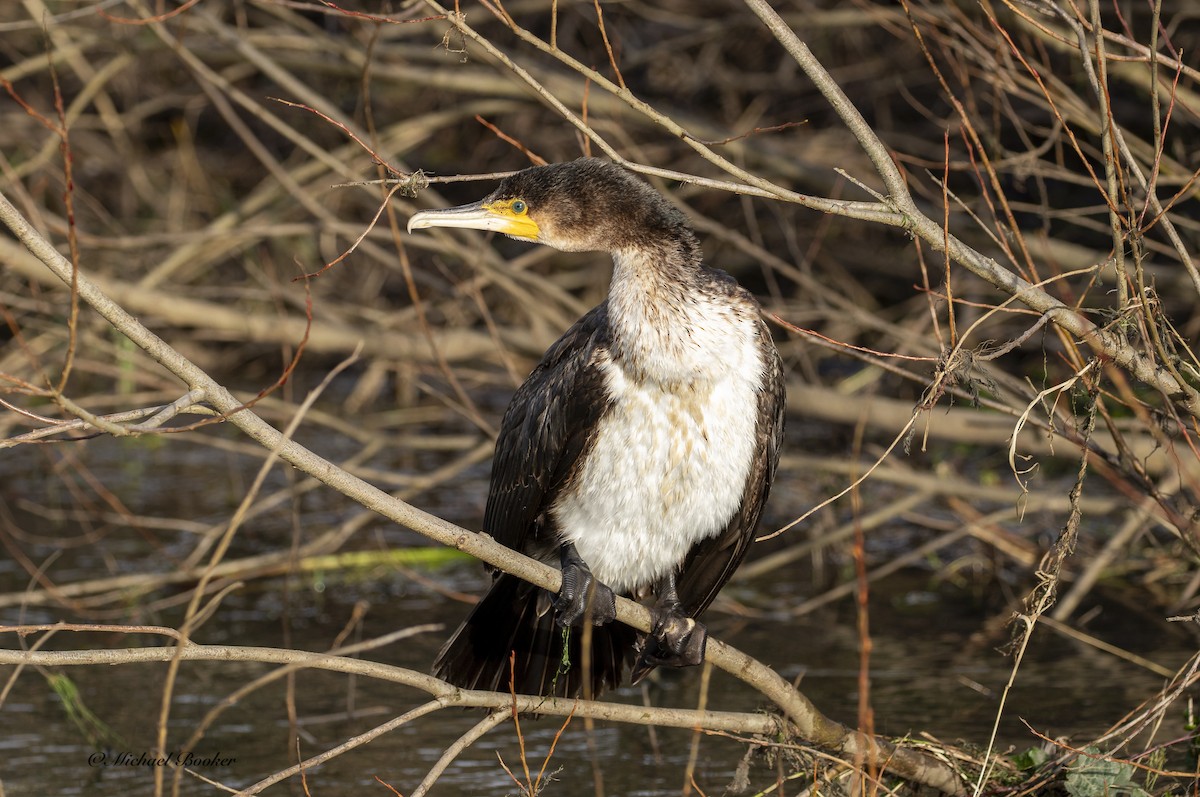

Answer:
[1,427,1196,796]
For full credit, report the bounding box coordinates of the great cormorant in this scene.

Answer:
[407,158,785,698]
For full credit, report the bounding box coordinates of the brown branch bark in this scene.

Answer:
[424,0,1200,421]
[741,0,1200,419]
[0,189,968,795]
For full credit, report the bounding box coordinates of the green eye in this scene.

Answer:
[511,200,527,215]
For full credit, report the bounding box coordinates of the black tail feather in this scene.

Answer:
[433,573,637,698]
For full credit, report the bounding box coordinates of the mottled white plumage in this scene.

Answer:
[552,248,766,592]
[413,158,785,697]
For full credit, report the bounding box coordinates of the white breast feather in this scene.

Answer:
[550,303,764,593]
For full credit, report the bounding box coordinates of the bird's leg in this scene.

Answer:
[553,541,617,627]
[641,573,707,668]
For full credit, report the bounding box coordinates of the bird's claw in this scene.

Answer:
[640,604,707,668]
[554,550,617,627]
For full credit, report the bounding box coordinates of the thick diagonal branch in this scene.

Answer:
[0,190,968,794]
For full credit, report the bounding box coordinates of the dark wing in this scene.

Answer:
[675,315,786,616]
[483,302,614,561]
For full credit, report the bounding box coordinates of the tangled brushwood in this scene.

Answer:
[1,1,1199,795]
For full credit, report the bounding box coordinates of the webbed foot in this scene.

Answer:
[553,542,617,627]
[632,573,708,679]
[641,602,707,668]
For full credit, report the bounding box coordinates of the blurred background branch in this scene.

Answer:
[1,1,1199,795]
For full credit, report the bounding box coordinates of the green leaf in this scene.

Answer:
[1065,748,1149,797]
[1012,747,1048,771]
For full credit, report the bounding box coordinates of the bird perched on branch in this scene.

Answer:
[407,158,785,698]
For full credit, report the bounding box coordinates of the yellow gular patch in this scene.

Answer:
[482,199,540,240]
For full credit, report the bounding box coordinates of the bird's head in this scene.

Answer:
[407,158,687,254]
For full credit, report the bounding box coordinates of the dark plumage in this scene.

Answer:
[408,158,785,698]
